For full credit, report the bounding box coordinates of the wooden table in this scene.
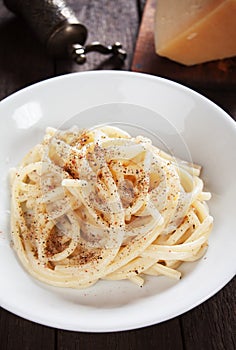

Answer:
[0,0,235,349]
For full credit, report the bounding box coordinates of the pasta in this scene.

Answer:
[10,125,213,288]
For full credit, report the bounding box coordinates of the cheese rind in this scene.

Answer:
[155,0,236,65]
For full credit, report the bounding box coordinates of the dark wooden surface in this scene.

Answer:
[0,0,235,349]
[132,0,236,90]
[132,0,236,119]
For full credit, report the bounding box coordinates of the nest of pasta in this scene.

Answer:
[10,126,213,288]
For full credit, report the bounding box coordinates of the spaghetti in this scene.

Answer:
[10,125,213,288]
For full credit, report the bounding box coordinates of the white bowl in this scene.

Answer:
[0,71,235,332]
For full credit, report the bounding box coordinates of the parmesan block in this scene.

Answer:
[154,0,236,65]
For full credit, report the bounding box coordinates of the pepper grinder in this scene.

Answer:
[4,0,127,64]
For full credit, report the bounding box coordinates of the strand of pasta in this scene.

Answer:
[10,125,213,289]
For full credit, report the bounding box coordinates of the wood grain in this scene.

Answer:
[199,89,236,119]
[0,3,55,345]
[57,320,183,350]
[0,1,235,349]
[180,278,236,350]
[0,0,54,101]
[132,0,236,89]
[0,308,55,350]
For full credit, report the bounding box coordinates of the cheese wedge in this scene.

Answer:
[154,0,236,65]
